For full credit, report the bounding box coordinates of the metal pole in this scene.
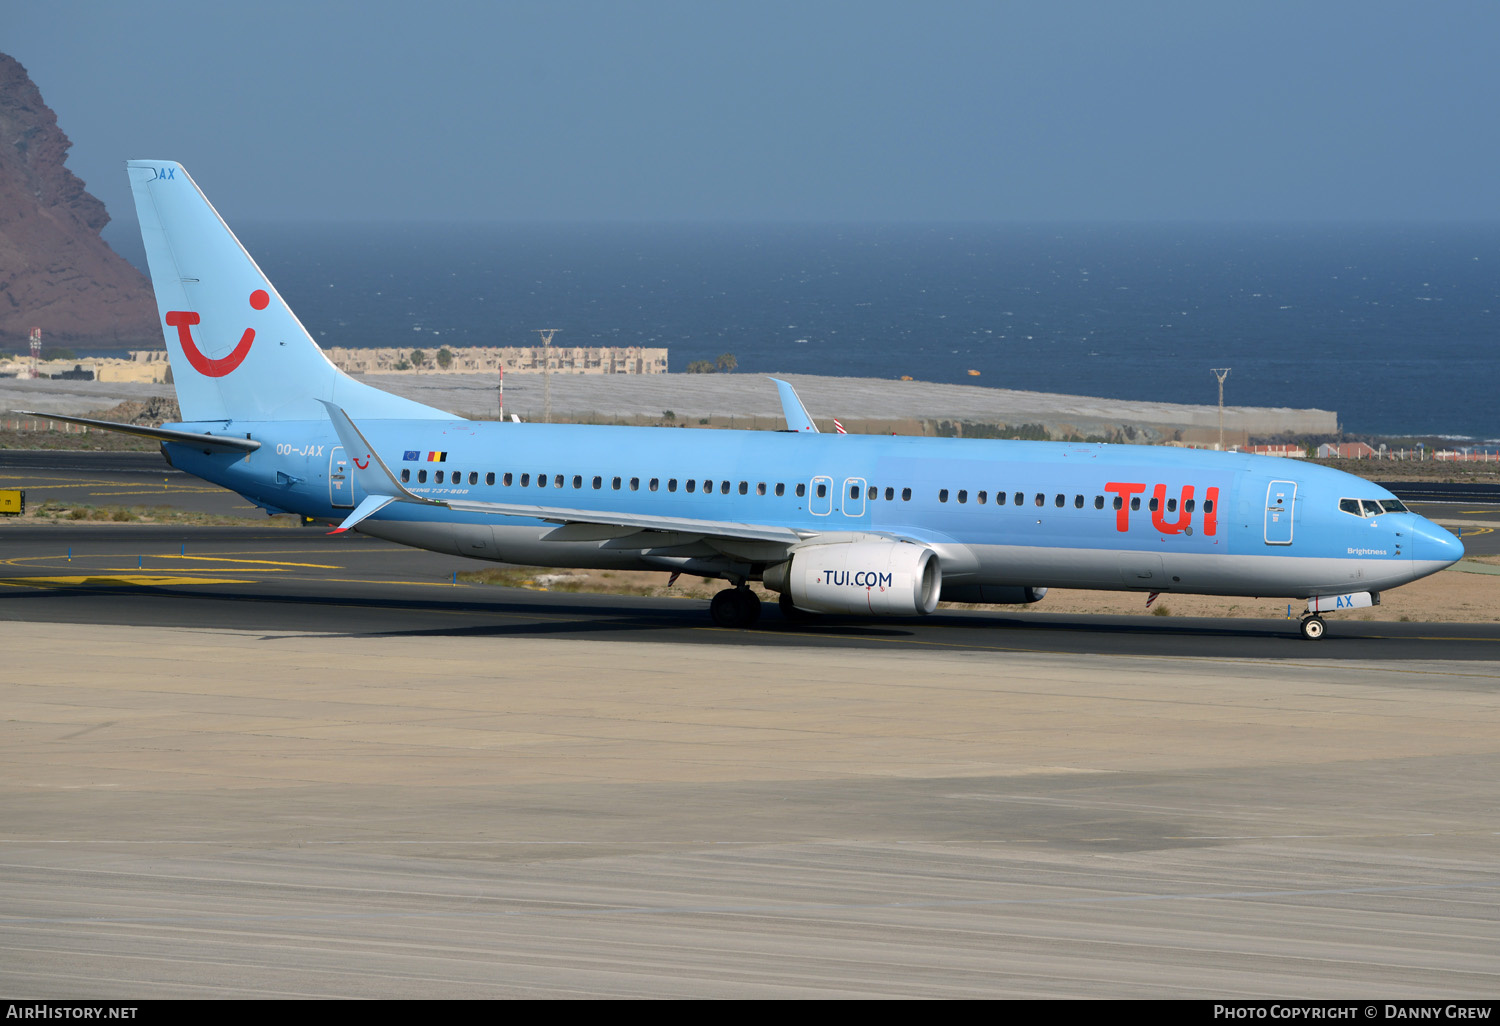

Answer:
[536,329,559,424]
[1211,368,1231,450]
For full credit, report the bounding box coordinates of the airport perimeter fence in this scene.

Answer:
[2,418,90,434]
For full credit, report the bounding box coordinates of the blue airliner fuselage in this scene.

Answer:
[48,159,1462,639]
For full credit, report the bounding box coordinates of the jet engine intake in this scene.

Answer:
[763,540,941,616]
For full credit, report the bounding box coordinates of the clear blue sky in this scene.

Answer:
[9,0,1500,249]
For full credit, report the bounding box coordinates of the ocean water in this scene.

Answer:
[193,222,1500,438]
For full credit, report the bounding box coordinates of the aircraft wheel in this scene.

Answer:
[1300,615,1327,640]
[741,588,763,627]
[710,587,761,628]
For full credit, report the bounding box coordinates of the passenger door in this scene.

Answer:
[1264,480,1296,545]
[329,447,354,508]
[841,477,867,518]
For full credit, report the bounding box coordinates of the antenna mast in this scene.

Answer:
[1212,367,1231,451]
[536,329,559,423]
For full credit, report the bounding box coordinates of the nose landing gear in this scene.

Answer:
[1299,615,1326,640]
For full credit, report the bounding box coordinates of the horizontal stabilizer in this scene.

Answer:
[11,411,260,452]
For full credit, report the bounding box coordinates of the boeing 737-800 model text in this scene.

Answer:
[26,162,1465,639]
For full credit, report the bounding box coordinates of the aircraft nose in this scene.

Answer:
[1410,516,1464,567]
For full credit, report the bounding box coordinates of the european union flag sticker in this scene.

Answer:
[403,450,420,461]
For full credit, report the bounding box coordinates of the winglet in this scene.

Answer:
[317,400,442,507]
[770,378,818,433]
[328,494,397,534]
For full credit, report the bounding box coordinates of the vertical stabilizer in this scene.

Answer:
[126,160,449,423]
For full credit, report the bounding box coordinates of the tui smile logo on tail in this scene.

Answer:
[164,289,269,377]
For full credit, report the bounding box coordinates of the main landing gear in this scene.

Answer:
[710,586,762,628]
[1299,615,1326,640]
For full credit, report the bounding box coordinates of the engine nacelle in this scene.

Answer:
[939,584,1048,605]
[763,540,941,616]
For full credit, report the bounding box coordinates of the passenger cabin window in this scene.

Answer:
[1054,494,1064,508]
[815,482,826,498]
[1094,495,1103,509]
[1014,492,1024,506]
[796,483,806,498]
[867,486,876,500]
[977,490,987,504]
[939,489,949,503]
[486,472,495,486]
[1131,497,1141,511]
[1034,493,1044,507]
[630,477,640,491]
[1203,499,1215,513]
[520,473,530,486]
[592,476,602,489]
[668,478,678,492]
[851,484,861,499]
[573,475,582,489]
[503,473,513,486]
[902,487,911,501]
[418,469,427,483]
[436,470,445,484]
[776,483,786,497]
[1074,494,1083,508]
[1185,498,1195,512]
[687,479,697,493]
[537,474,547,488]
[758,483,767,496]
[612,477,622,490]
[721,481,731,494]
[884,487,894,501]
[649,478,659,491]
[470,472,479,485]
[400,469,410,483]
[957,490,967,504]
[739,481,748,495]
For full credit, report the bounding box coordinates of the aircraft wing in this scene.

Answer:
[442,496,808,544]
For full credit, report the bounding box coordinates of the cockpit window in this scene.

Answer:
[1341,497,1403,518]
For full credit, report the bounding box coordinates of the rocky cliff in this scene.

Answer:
[0,53,160,348]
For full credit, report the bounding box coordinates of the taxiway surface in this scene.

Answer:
[2,458,1499,997]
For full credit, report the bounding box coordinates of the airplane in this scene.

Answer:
[25,160,1465,640]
